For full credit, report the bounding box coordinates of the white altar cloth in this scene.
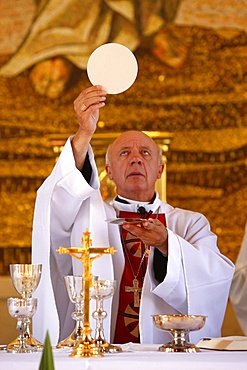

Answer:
[0,344,246,370]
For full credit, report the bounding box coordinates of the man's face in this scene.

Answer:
[105,131,164,202]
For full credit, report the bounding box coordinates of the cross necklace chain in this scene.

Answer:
[124,242,149,307]
[121,206,161,308]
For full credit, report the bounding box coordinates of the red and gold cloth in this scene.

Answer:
[114,211,166,344]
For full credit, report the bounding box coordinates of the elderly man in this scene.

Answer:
[32,85,234,346]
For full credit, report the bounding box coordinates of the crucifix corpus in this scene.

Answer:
[125,278,142,307]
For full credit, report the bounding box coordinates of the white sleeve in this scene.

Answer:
[230,223,247,335]
[50,139,100,248]
[147,210,234,338]
[32,137,101,345]
[148,230,187,313]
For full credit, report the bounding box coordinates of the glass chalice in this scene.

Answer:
[152,314,207,353]
[7,264,43,352]
[91,279,122,353]
[57,275,98,348]
[7,298,38,353]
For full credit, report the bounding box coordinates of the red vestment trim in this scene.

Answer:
[114,211,166,344]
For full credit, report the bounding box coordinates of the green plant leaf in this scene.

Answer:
[39,332,55,370]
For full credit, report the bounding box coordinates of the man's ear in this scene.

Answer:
[157,163,164,179]
[105,164,113,180]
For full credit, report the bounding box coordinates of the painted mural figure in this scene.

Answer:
[0,0,183,98]
[0,0,245,99]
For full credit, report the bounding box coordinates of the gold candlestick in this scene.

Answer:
[56,229,117,358]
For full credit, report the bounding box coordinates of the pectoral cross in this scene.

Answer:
[125,278,142,307]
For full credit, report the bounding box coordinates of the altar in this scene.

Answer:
[0,344,246,370]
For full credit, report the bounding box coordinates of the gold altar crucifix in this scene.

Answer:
[125,278,142,307]
[56,229,117,358]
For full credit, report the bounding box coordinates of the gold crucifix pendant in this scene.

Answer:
[125,278,142,307]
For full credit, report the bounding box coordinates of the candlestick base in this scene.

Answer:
[56,326,83,348]
[94,338,122,353]
[70,327,102,358]
[7,334,43,351]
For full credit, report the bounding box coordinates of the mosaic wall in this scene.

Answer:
[0,0,246,274]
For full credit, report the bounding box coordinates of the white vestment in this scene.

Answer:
[230,222,247,335]
[32,137,234,346]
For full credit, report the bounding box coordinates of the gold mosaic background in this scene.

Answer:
[0,2,247,275]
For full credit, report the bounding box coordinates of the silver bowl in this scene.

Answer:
[152,314,207,352]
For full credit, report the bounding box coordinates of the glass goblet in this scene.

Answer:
[10,264,42,299]
[7,297,38,353]
[91,279,122,353]
[57,275,98,348]
[8,264,43,351]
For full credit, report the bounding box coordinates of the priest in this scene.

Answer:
[32,85,234,346]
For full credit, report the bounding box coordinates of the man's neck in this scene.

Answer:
[115,193,156,205]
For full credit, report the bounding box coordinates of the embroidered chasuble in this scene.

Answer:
[114,210,166,344]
